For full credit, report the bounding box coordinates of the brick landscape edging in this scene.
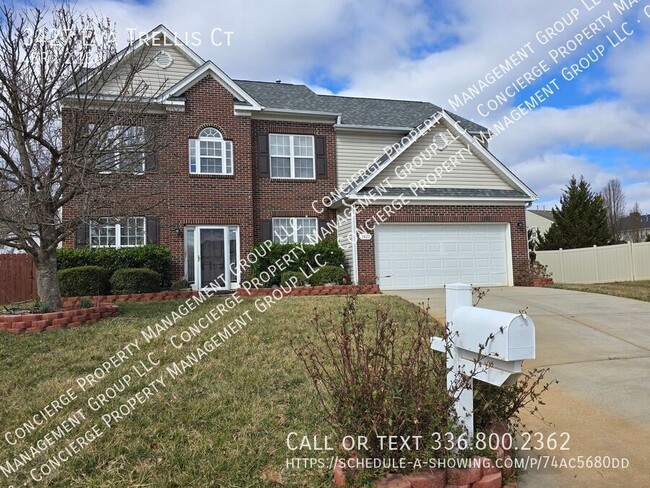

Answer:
[1,287,379,334]
[333,421,516,487]
[0,304,120,334]
[61,290,198,307]
[244,284,381,297]
[334,453,517,488]
[532,278,554,287]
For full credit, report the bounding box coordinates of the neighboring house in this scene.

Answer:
[620,213,650,242]
[526,209,554,237]
[62,25,537,291]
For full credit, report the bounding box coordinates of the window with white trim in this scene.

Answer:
[272,217,318,244]
[91,125,146,173]
[90,217,146,248]
[270,134,314,179]
[189,127,233,175]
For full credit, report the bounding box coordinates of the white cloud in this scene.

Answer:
[604,34,650,107]
[489,101,650,163]
[510,153,616,201]
[624,182,650,214]
[79,0,436,82]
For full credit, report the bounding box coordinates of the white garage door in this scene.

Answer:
[375,224,511,290]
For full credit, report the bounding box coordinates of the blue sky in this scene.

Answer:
[70,0,650,211]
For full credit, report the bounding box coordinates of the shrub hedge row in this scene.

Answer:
[110,268,162,294]
[250,239,346,286]
[58,266,111,297]
[309,265,347,286]
[57,245,172,286]
[57,266,162,297]
[56,240,348,295]
[280,265,347,287]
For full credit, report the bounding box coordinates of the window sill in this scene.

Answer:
[189,173,235,178]
[98,171,147,176]
[267,177,317,182]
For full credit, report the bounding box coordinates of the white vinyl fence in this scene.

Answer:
[536,241,650,284]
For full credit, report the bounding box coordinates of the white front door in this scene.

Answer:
[190,226,240,291]
[375,223,512,290]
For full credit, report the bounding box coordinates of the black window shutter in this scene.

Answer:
[146,217,159,245]
[145,126,158,171]
[261,220,272,242]
[318,219,329,241]
[75,223,89,248]
[145,151,157,171]
[315,136,327,178]
[258,133,269,177]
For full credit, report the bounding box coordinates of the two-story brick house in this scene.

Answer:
[64,25,537,291]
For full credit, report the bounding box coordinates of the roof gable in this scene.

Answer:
[74,25,204,97]
[367,124,514,191]
[161,62,261,109]
[348,111,536,201]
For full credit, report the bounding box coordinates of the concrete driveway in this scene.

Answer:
[391,286,650,488]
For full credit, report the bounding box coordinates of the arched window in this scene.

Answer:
[189,127,233,175]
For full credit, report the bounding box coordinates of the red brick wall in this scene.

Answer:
[159,77,254,278]
[62,78,342,280]
[250,119,338,241]
[354,204,529,286]
[63,76,254,278]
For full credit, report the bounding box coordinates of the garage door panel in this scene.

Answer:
[441,242,458,252]
[410,242,426,253]
[375,224,511,290]
[459,259,476,268]
[392,259,410,270]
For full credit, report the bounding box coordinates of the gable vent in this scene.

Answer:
[154,50,173,69]
[432,133,449,150]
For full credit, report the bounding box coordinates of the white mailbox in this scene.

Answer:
[431,283,536,440]
[452,307,535,362]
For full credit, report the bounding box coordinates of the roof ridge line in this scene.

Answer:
[233,79,312,88]
[319,93,436,104]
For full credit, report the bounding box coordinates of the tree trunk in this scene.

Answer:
[35,252,62,310]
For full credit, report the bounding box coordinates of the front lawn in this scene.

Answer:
[0,294,427,487]
[551,280,650,302]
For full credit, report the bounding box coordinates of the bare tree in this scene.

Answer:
[627,202,643,243]
[0,3,169,308]
[601,178,626,243]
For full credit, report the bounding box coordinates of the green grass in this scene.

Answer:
[552,280,650,302]
[0,294,427,487]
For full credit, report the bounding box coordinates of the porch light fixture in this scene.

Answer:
[173,223,182,237]
[517,221,524,231]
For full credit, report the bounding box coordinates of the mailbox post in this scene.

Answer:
[431,283,535,440]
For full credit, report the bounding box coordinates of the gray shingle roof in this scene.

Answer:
[320,95,485,132]
[234,80,327,112]
[528,209,555,220]
[357,187,530,199]
[620,213,650,230]
[233,80,487,133]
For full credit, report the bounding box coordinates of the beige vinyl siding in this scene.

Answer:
[368,127,513,190]
[336,131,406,188]
[526,211,553,235]
[336,208,356,282]
[100,41,197,97]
